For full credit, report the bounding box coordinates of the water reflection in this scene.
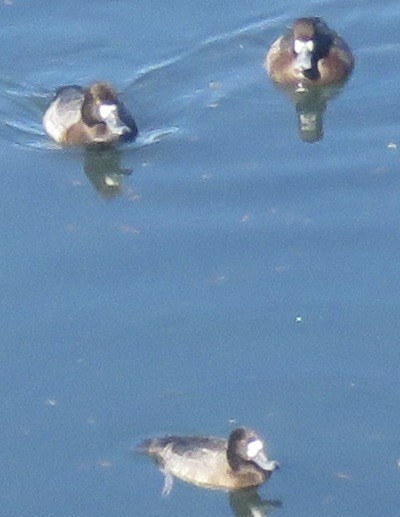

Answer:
[271,82,347,143]
[83,146,132,198]
[229,489,282,516]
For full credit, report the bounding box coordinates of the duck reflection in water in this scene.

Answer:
[83,146,133,199]
[289,83,345,143]
[265,17,354,142]
[229,488,282,517]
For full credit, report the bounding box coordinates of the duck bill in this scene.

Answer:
[295,48,313,72]
[104,110,130,135]
[253,450,279,472]
[109,120,130,136]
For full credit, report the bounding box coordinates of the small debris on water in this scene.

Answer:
[97,460,113,468]
[209,81,222,90]
[334,471,352,481]
[44,398,58,407]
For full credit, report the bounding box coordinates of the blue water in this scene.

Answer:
[1,0,400,515]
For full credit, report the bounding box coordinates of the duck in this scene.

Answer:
[43,82,138,146]
[265,17,354,88]
[139,427,278,494]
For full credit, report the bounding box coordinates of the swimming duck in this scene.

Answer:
[139,427,278,494]
[265,17,354,88]
[43,82,138,146]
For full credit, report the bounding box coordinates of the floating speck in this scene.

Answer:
[208,274,228,285]
[64,224,77,233]
[97,460,113,468]
[119,224,140,235]
[333,471,352,480]
[209,81,222,90]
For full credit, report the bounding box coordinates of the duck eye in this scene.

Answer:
[99,103,117,119]
[246,439,263,458]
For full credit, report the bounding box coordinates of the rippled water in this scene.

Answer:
[1,0,400,515]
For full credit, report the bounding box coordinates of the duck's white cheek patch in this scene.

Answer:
[247,439,263,458]
[99,103,117,120]
[306,40,314,52]
[294,39,305,54]
[294,39,314,54]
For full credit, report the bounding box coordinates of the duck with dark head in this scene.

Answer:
[265,18,354,142]
[265,17,354,89]
[139,427,278,495]
[43,82,138,146]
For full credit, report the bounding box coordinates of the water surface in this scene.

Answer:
[1,0,400,515]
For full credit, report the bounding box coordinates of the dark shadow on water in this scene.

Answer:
[229,489,282,516]
[83,146,133,199]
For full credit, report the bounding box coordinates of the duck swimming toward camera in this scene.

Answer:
[265,17,354,88]
[139,427,278,494]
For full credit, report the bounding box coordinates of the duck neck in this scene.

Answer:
[81,91,98,126]
[227,448,241,471]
